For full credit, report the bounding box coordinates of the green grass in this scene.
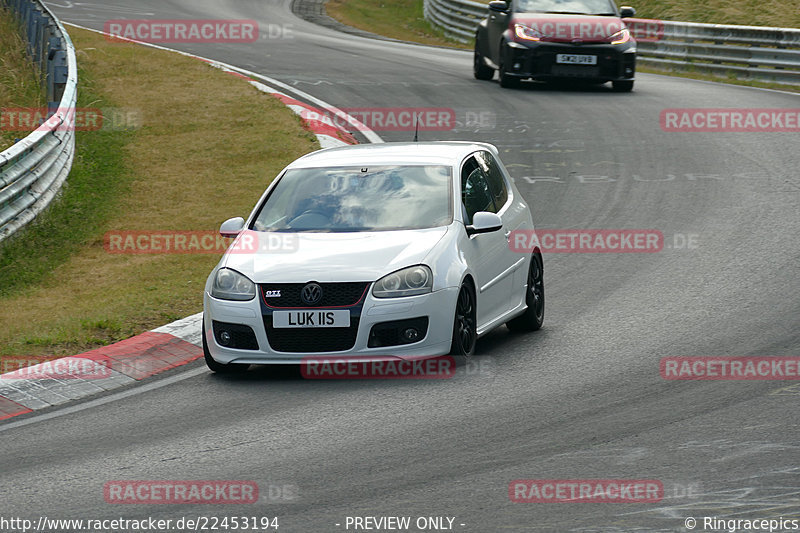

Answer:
[626,0,800,28]
[326,0,468,48]
[0,6,46,151]
[0,62,133,298]
[638,65,800,93]
[0,27,318,357]
[468,0,800,27]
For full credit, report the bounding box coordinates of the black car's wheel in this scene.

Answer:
[449,282,477,356]
[203,318,250,374]
[474,49,494,80]
[507,252,544,332]
[612,80,634,92]
[499,62,521,89]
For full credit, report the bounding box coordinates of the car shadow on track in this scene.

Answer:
[498,80,633,93]
[204,326,548,384]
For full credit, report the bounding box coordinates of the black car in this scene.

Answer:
[474,0,637,91]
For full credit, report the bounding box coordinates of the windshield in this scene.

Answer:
[251,165,453,232]
[515,0,618,15]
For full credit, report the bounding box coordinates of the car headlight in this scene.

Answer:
[211,268,256,301]
[609,27,631,44]
[373,266,433,298]
[514,24,542,42]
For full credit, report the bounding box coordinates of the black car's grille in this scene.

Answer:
[260,282,370,308]
[549,64,600,77]
[263,316,360,353]
[536,47,624,78]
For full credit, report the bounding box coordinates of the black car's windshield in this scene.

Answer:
[251,165,453,233]
[515,0,617,15]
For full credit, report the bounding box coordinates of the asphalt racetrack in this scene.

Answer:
[2,1,799,531]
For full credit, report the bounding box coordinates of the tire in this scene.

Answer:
[499,62,521,89]
[612,80,634,92]
[449,282,477,356]
[203,319,250,374]
[507,252,545,332]
[474,49,494,81]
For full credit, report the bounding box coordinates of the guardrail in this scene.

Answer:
[423,0,800,86]
[0,0,77,243]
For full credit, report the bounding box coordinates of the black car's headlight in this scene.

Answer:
[373,266,433,299]
[514,23,542,42]
[609,27,632,45]
[211,268,256,301]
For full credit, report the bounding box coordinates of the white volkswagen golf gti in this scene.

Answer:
[203,142,544,372]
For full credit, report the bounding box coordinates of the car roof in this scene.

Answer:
[287,141,499,169]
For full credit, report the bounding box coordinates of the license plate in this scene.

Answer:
[556,54,597,65]
[273,310,351,328]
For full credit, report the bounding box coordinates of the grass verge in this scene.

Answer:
[326,0,468,48]
[468,0,800,27]
[0,26,318,357]
[626,0,800,28]
[0,6,46,151]
[638,65,800,93]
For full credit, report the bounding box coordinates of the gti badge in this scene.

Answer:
[264,290,282,298]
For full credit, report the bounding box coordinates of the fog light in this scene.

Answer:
[402,328,420,342]
[513,63,521,70]
[219,331,232,346]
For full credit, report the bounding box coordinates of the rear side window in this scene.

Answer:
[461,156,496,224]
[476,151,509,210]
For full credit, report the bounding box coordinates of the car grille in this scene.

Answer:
[259,282,369,353]
[263,316,361,353]
[260,282,370,308]
[549,64,600,77]
[534,47,623,79]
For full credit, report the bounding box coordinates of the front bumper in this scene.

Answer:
[203,286,458,365]
[504,41,636,82]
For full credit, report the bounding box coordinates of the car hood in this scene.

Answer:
[512,14,625,43]
[222,227,450,283]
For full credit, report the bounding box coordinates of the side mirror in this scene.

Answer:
[467,212,503,236]
[220,217,245,238]
[488,0,510,13]
[619,6,636,18]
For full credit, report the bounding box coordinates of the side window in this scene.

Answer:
[476,151,509,210]
[461,156,496,224]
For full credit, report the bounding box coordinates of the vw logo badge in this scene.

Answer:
[301,283,323,306]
